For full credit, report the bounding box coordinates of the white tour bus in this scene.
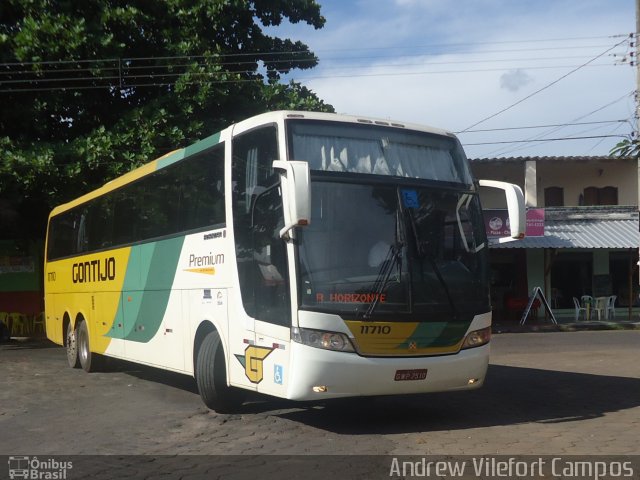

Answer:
[45,110,524,412]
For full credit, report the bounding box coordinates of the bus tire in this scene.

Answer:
[66,320,80,369]
[196,330,245,413]
[77,319,101,372]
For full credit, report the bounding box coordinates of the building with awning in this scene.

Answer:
[491,206,639,250]
[471,156,638,321]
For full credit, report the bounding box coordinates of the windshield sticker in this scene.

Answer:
[315,292,387,304]
[401,189,419,208]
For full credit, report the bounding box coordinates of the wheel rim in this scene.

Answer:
[79,327,88,365]
[66,324,77,362]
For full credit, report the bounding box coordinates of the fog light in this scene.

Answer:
[312,385,328,393]
[468,378,479,385]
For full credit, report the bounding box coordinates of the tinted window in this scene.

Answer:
[288,120,473,185]
[47,143,225,260]
[231,125,290,325]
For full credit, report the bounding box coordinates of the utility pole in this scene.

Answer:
[636,0,640,297]
[637,0,640,288]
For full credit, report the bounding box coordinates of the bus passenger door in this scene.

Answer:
[229,124,290,395]
[250,184,292,398]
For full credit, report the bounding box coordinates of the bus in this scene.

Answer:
[44,111,524,412]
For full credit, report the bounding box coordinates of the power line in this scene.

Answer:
[458,119,628,134]
[486,91,635,156]
[0,62,621,94]
[1,34,630,94]
[458,37,631,133]
[585,119,630,154]
[463,134,626,146]
[0,34,628,69]
[0,46,624,77]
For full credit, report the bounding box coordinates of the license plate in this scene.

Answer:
[394,369,428,381]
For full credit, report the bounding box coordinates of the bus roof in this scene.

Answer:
[49,110,457,217]
[235,110,455,138]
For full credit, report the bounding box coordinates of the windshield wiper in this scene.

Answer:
[361,209,404,320]
[405,204,459,322]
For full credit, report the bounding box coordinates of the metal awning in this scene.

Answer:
[490,219,640,249]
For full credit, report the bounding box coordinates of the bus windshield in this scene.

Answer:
[288,120,473,185]
[288,119,489,322]
[296,181,489,321]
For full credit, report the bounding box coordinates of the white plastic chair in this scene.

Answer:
[8,312,28,336]
[572,297,587,322]
[32,312,46,335]
[592,297,608,321]
[606,295,617,320]
[580,295,593,321]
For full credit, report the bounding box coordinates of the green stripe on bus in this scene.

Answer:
[396,320,470,350]
[156,149,186,170]
[107,236,185,343]
[183,132,221,158]
[155,132,221,171]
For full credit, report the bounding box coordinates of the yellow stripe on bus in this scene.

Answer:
[46,247,132,354]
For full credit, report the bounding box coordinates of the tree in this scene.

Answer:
[0,0,333,239]
[610,138,640,159]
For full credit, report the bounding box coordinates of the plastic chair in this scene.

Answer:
[8,312,29,336]
[592,298,607,321]
[32,312,46,335]
[550,288,561,308]
[572,297,587,322]
[606,295,617,320]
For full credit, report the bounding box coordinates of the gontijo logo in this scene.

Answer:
[72,257,116,283]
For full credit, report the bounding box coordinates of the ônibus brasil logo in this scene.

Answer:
[8,456,72,479]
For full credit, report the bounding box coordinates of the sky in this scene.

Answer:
[270,0,637,159]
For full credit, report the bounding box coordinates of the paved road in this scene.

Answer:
[1,331,638,456]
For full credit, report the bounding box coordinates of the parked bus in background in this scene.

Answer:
[44,111,524,412]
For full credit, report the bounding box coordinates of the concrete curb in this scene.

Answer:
[493,320,640,334]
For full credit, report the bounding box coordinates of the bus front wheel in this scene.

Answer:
[196,330,245,413]
[66,320,80,369]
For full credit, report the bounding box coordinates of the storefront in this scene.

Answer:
[486,206,639,322]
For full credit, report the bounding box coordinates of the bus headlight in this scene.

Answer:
[461,326,491,349]
[291,327,355,353]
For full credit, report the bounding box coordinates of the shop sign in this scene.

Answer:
[484,209,544,238]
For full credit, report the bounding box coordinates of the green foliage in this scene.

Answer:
[0,0,334,238]
[609,138,640,159]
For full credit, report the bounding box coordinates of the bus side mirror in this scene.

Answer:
[272,160,311,239]
[478,179,526,241]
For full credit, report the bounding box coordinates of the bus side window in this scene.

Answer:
[179,143,225,230]
[48,210,79,260]
[251,186,289,326]
[113,188,139,246]
[85,197,114,251]
[232,125,290,325]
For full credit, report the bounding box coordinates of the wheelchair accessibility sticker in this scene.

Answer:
[274,364,283,385]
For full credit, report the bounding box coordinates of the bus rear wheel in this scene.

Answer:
[66,320,80,368]
[77,319,101,372]
[196,330,246,413]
